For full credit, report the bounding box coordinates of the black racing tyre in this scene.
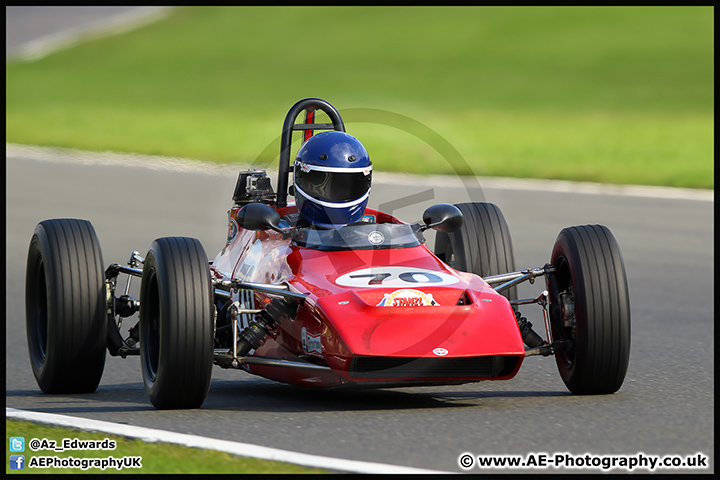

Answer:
[434,202,517,300]
[549,225,631,395]
[25,219,107,393]
[139,237,214,409]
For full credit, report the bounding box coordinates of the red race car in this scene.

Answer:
[25,98,631,409]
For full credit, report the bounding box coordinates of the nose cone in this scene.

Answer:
[315,287,526,359]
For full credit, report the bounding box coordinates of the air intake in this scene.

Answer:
[348,355,517,379]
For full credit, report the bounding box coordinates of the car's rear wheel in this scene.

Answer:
[434,202,517,300]
[549,225,631,394]
[139,237,214,409]
[25,219,107,393]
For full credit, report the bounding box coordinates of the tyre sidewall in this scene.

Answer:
[139,247,163,403]
[551,229,589,386]
[26,230,57,391]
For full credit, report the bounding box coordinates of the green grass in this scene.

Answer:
[5,6,714,188]
[6,420,328,474]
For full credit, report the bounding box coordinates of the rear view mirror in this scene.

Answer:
[236,203,282,232]
[421,204,464,232]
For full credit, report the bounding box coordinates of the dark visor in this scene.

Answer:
[295,170,371,203]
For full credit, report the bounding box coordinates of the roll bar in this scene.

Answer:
[276,98,345,208]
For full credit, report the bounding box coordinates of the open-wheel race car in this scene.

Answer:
[26,98,631,409]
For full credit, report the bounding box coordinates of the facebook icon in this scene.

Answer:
[10,455,25,470]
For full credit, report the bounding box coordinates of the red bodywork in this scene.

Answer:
[211,205,525,388]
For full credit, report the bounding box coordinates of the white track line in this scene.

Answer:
[6,143,713,201]
[7,7,174,62]
[6,408,450,474]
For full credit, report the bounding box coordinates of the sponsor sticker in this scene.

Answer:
[226,217,239,244]
[295,160,312,173]
[376,289,439,307]
[433,348,449,356]
[367,231,385,245]
[301,327,322,356]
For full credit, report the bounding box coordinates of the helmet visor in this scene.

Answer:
[295,169,372,204]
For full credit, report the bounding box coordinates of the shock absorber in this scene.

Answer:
[515,310,546,348]
[234,297,300,356]
[236,311,275,356]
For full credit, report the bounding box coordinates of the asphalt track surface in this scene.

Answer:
[6,7,170,60]
[5,7,714,474]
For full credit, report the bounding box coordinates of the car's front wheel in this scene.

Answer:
[549,225,631,394]
[139,237,214,409]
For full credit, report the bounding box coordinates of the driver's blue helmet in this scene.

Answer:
[293,131,372,228]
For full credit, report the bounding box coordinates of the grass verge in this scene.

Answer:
[6,420,328,474]
[6,6,714,188]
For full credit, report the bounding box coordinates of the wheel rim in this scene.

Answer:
[142,270,161,382]
[552,256,576,369]
[447,245,456,268]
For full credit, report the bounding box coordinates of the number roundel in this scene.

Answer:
[335,267,459,288]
